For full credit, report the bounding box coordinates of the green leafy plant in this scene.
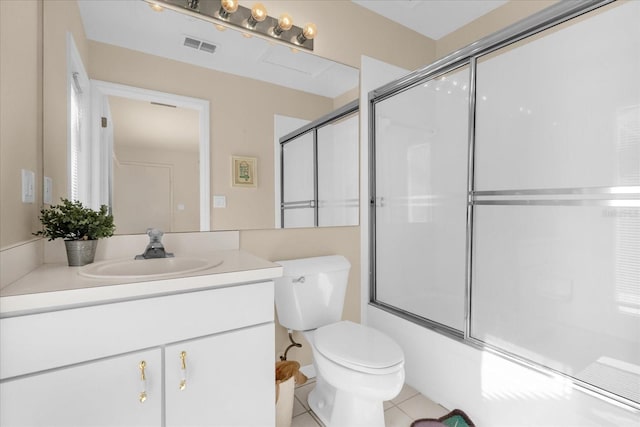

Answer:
[34,198,115,241]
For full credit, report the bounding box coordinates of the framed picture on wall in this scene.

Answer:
[232,156,257,187]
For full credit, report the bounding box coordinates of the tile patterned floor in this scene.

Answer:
[290,379,450,427]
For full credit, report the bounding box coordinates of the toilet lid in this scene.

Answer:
[314,321,404,374]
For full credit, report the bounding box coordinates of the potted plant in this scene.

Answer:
[34,198,116,266]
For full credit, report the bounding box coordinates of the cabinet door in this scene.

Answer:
[0,349,161,426]
[165,323,275,427]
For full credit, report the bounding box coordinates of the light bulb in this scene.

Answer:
[296,22,317,44]
[302,23,317,39]
[273,13,293,35]
[251,4,267,21]
[218,0,238,19]
[149,2,164,12]
[247,3,267,28]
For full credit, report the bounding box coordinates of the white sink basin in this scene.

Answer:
[79,256,223,280]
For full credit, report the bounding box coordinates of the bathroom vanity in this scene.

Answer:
[0,249,281,426]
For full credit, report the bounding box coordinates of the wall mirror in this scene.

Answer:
[43,0,359,234]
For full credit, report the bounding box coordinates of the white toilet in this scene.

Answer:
[274,255,405,427]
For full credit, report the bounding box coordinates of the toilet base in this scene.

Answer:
[307,375,334,426]
[308,376,386,427]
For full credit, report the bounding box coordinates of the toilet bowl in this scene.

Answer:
[304,321,404,427]
[273,256,405,427]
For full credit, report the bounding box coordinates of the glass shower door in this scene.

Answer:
[372,65,471,333]
[471,1,640,405]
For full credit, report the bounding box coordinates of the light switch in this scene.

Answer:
[213,195,226,208]
[43,176,53,204]
[21,169,35,204]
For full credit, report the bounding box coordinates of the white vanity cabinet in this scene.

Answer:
[1,348,163,426]
[164,323,274,426]
[0,280,275,426]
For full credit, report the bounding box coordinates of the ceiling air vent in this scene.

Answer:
[184,37,201,49]
[183,36,217,54]
[200,42,217,54]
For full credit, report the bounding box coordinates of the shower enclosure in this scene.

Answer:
[369,0,639,409]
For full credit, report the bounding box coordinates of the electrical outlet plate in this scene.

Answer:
[213,195,226,208]
[43,176,53,204]
[21,169,35,203]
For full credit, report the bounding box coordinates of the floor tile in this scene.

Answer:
[391,383,420,405]
[293,396,307,417]
[383,399,396,411]
[294,382,315,410]
[397,394,449,420]
[384,406,414,427]
[288,381,448,427]
[291,412,322,427]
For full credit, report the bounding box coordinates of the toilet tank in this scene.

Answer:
[274,255,351,331]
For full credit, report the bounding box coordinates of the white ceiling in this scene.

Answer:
[353,0,508,40]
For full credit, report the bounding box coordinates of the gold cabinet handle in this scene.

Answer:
[139,360,147,403]
[179,351,187,390]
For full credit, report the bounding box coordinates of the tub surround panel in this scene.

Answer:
[368,306,640,427]
[0,239,43,291]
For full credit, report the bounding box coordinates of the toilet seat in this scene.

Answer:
[314,321,404,375]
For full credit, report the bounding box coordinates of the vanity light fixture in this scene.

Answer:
[146,0,316,51]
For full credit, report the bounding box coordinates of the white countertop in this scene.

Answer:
[0,250,282,317]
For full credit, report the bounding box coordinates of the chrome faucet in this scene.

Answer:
[135,228,174,260]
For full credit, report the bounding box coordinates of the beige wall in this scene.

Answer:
[436,1,558,59]
[261,1,436,71]
[0,0,42,249]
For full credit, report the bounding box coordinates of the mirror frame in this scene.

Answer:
[90,80,211,231]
